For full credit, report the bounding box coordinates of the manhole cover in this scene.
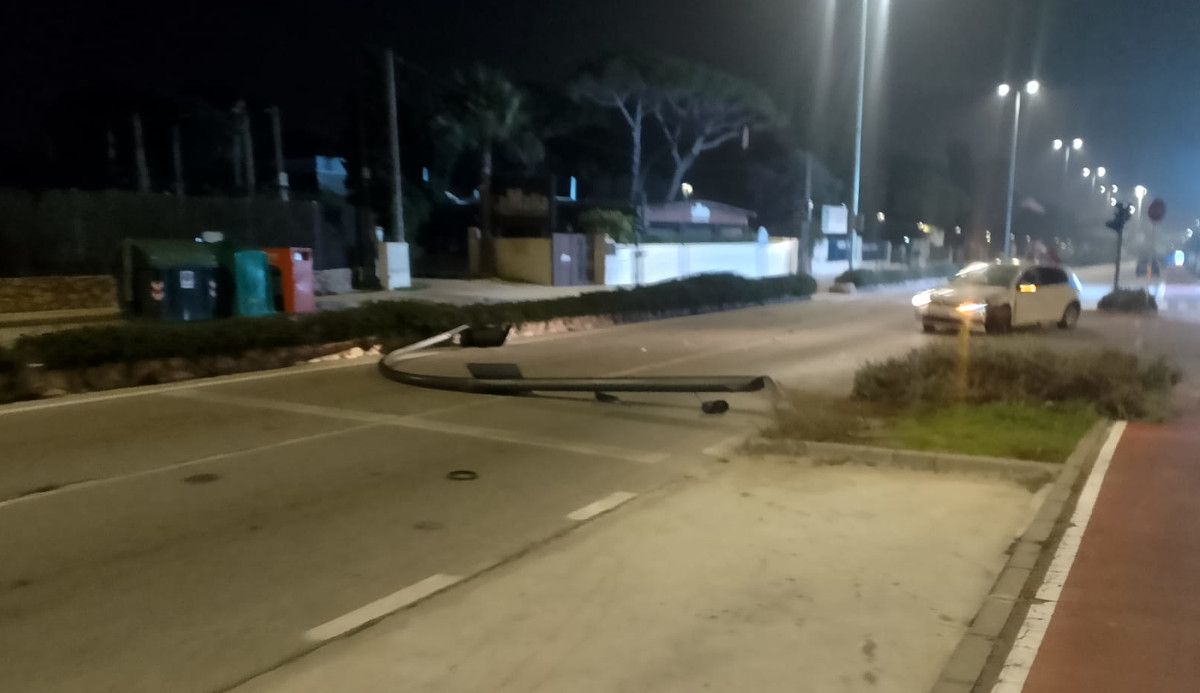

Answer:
[183,473,221,484]
[446,470,478,481]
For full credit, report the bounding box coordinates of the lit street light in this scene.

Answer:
[876,211,886,223]
[999,80,1040,258]
[1052,136,1083,186]
[1081,167,1091,178]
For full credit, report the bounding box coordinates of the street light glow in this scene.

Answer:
[1097,166,1106,178]
[1111,185,1119,194]
[1072,137,1083,150]
[1082,167,1091,178]
[997,83,1012,98]
[1135,185,1148,201]
[1099,185,1107,194]
[1052,138,1064,151]
[1025,80,1041,95]
[876,212,886,223]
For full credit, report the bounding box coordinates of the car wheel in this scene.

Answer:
[985,305,1011,335]
[922,321,936,334]
[1058,302,1081,330]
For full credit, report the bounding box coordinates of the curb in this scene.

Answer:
[928,419,1113,693]
[742,438,1061,490]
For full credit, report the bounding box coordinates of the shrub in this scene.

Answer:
[1098,288,1158,313]
[852,343,1180,419]
[578,209,635,243]
[14,272,816,369]
[835,263,958,288]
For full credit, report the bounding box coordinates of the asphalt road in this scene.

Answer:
[0,287,1196,692]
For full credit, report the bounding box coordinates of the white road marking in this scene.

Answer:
[304,574,464,642]
[992,421,1127,692]
[0,423,378,511]
[566,491,637,521]
[165,389,668,465]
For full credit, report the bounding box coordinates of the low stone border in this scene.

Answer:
[742,438,1061,490]
[928,419,1113,693]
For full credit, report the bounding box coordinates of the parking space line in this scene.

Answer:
[166,389,668,465]
[0,423,378,511]
[304,574,464,642]
[566,491,637,521]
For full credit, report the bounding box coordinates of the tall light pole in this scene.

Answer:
[999,80,1040,259]
[848,0,869,272]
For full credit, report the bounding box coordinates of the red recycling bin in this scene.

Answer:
[264,247,316,314]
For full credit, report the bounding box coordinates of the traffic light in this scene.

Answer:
[1106,203,1133,233]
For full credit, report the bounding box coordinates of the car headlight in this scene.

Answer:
[955,302,987,314]
[911,291,933,308]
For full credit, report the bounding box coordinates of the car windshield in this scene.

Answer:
[951,264,1021,287]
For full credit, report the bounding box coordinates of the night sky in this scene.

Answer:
[4,0,1200,228]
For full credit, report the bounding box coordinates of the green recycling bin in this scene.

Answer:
[211,244,274,317]
[122,239,220,321]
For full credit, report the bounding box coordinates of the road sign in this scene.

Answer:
[1148,198,1166,223]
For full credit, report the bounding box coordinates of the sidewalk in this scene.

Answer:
[1006,405,1200,692]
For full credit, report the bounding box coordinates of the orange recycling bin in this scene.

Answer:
[264,247,316,314]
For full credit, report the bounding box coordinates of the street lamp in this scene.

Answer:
[1052,136,1083,185]
[876,211,886,223]
[1134,184,1148,219]
[1081,167,1091,178]
[846,0,871,273]
[999,80,1040,258]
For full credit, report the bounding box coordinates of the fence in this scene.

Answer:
[600,239,801,287]
[0,189,368,282]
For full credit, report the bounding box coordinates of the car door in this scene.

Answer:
[1012,269,1044,325]
[1037,267,1073,321]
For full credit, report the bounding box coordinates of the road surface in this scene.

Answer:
[1,287,1196,692]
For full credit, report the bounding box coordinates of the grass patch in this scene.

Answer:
[767,395,1097,463]
[885,401,1098,463]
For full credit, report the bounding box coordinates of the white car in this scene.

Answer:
[912,261,1082,334]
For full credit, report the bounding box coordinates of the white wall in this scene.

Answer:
[603,239,800,287]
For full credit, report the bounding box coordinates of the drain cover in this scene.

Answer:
[446,470,478,481]
[183,473,221,484]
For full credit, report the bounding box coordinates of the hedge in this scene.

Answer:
[852,343,1180,419]
[1098,288,1158,313]
[835,263,959,288]
[14,273,817,369]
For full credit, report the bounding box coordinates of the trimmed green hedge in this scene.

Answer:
[14,273,816,369]
[1098,288,1158,313]
[835,263,959,288]
[853,343,1180,419]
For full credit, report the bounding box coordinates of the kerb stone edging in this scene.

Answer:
[927,419,1113,693]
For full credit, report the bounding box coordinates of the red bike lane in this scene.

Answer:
[1022,411,1200,692]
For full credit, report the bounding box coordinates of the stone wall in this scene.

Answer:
[0,276,119,314]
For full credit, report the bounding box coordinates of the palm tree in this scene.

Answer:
[435,65,542,252]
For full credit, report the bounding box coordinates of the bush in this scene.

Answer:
[578,209,635,243]
[14,272,817,369]
[835,263,958,288]
[1098,288,1158,313]
[852,343,1180,419]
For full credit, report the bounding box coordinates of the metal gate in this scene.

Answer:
[551,233,590,286]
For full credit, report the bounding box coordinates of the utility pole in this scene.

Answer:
[1002,90,1022,259]
[848,0,868,272]
[230,107,244,192]
[171,125,185,197]
[267,106,288,200]
[802,150,814,273]
[235,100,257,196]
[131,112,151,193]
[106,129,119,186]
[383,48,406,242]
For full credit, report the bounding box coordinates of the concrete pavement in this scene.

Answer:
[0,293,928,692]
